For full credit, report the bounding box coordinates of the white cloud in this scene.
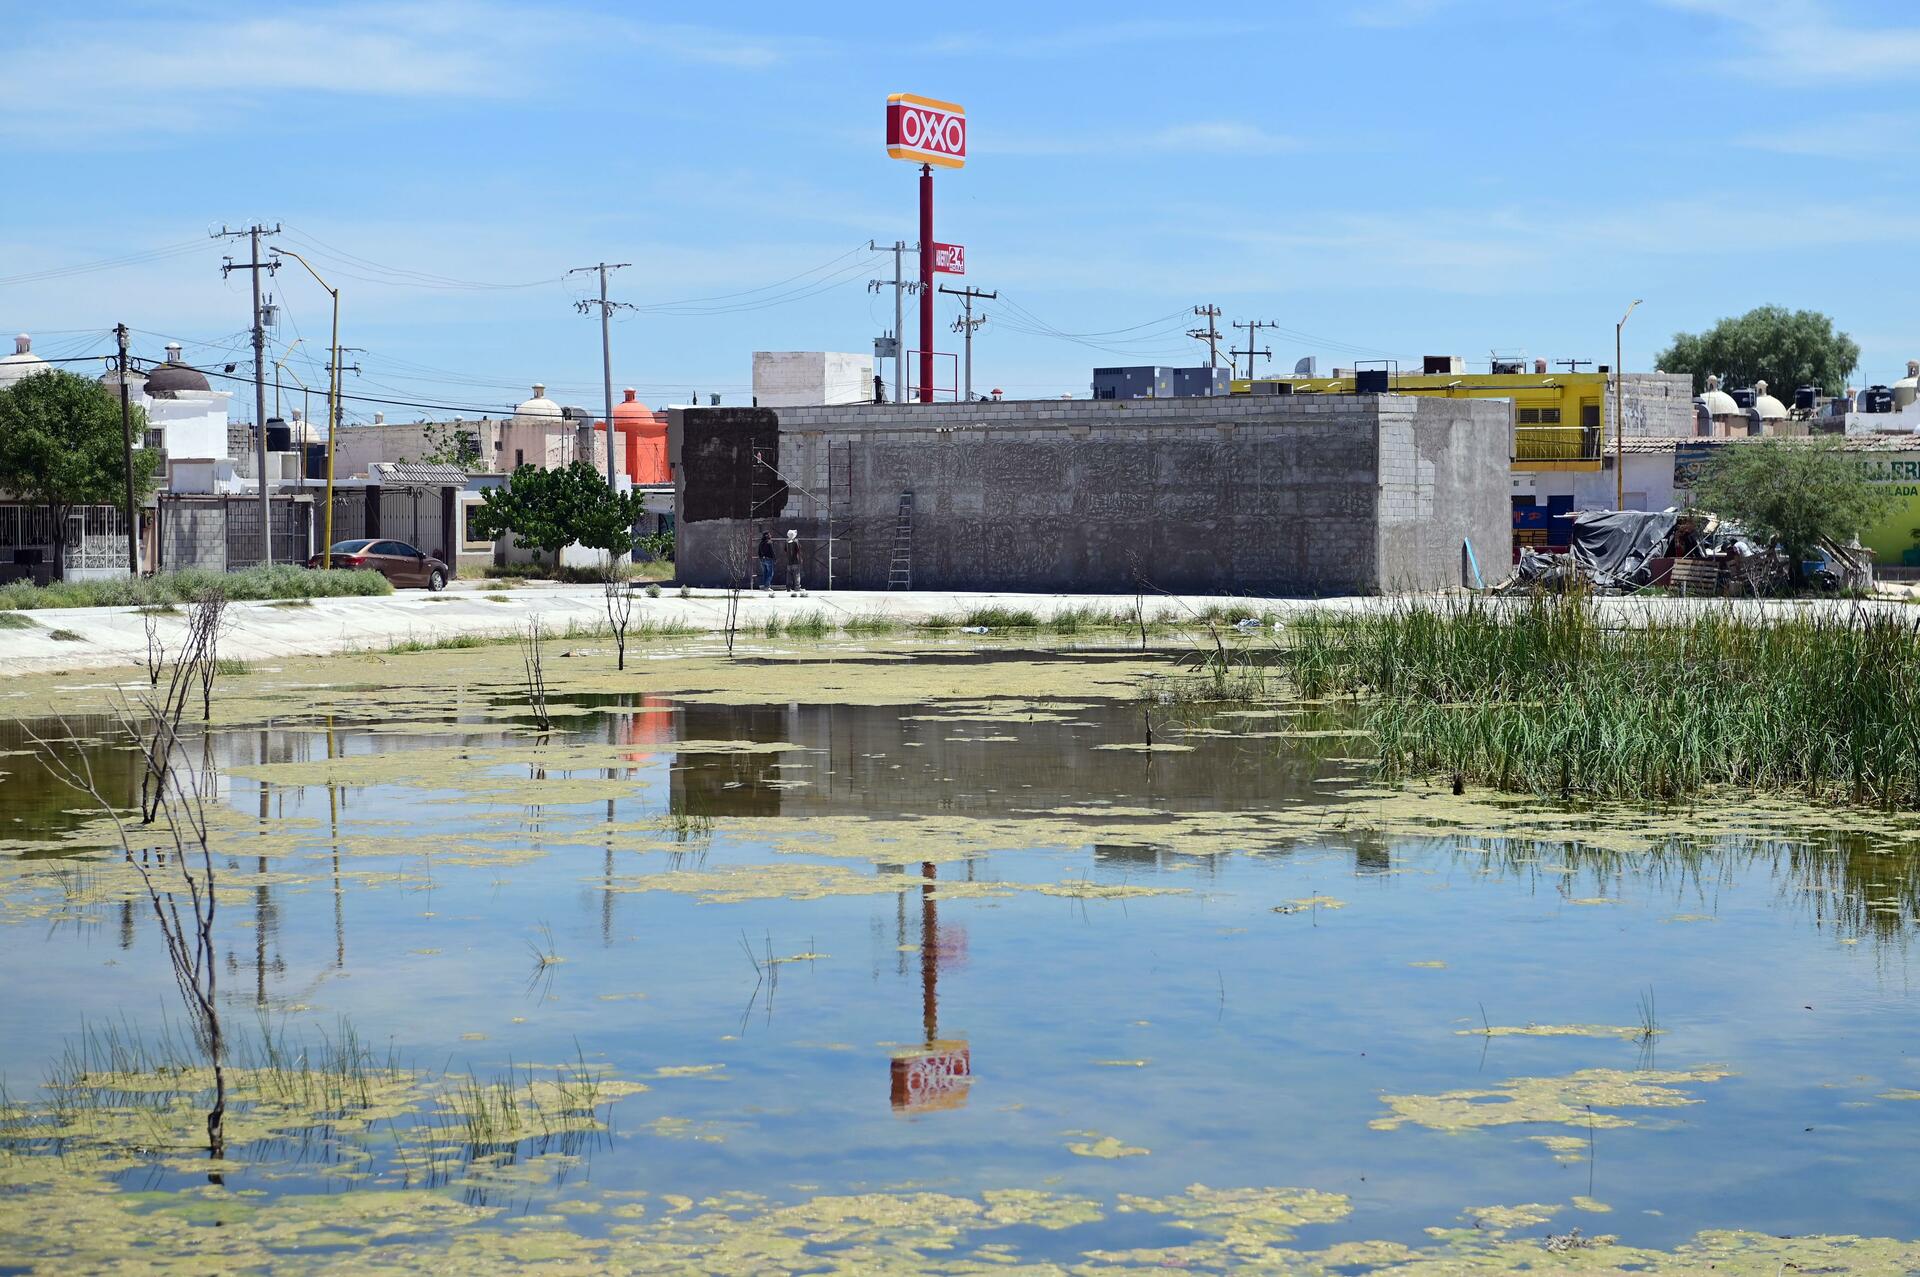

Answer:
[1733,110,1913,158]
[1659,0,1920,83]
[0,4,806,142]
[998,120,1300,157]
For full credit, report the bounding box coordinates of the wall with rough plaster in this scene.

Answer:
[670,395,1511,596]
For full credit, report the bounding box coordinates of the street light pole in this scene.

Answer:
[1615,299,1642,511]
[270,248,342,565]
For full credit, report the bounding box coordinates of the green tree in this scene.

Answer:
[468,461,645,567]
[0,369,160,577]
[1657,306,1860,397]
[418,420,480,468]
[1689,438,1894,587]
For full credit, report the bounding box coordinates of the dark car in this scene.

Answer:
[307,538,449,591]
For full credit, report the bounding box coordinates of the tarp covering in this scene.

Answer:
[1568,510,1679,589]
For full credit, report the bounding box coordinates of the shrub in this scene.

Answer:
[0,566,390,611]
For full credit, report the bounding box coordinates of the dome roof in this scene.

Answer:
[611,387,648,420]
[1700,373,1739,416]
[0,334,50,391]
[514,383,562,426]
[1752,379,1788,420]
[1894,360,1920,392]
[144,342,211,397]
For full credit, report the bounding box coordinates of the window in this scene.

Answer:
[514,449,524,467]
[1517,407,1561,424]
[143,429,165,450]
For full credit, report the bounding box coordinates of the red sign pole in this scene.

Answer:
[919,163,934,403]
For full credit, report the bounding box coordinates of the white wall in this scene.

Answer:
[1511,454,1680,513]
[753,351,875,407]
[148,390,232,462]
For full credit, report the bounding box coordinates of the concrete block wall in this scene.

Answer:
[159,500,228,573]
[1616,373,1696,438]
[672,395,1511,596]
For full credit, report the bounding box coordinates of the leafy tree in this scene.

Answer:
[1657,306,1860,396]
[0,369,160,577]
[418,420,481,468]
[468,461,645,567]
[1689,438,1894,587]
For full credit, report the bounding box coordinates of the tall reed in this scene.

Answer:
[1282,597,1920,808]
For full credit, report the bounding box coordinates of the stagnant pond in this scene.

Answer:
[2,639,1919,1273]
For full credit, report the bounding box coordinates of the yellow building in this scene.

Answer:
[1231,365,1695,476]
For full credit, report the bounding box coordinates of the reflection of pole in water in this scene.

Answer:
[327,719,344,969]
[890,861,970,1112]
[921,861,938,1045]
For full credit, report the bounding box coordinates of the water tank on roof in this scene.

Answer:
[265,418,292,452]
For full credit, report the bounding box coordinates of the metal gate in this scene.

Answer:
[378,488,446,558]
[225,499,310,568]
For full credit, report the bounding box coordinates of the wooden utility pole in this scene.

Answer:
[939,284,995,401]
[114,324,138,575]
[216,224,280,563]
[1188,304,1223,369]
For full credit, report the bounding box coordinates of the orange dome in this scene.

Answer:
[611,387,668,484]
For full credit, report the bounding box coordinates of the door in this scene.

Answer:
[372,540,422,586]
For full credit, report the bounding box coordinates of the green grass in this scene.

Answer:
[267,598,313,610]
[47,628,84,642]
[214,657,250,675]
[0,612,36,630]
[0,566,391,611]
[1281,596,1920,808]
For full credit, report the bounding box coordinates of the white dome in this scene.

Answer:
[0,334,50,391]
[1752,379,1788,420]
[513,382,562,426]
[1700,373,1739,416]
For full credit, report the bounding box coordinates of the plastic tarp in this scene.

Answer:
[1568,510,1679,589]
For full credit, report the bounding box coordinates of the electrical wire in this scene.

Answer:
[276,226,563,292]
[0,240,207,288]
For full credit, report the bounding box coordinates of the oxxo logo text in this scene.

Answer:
[886,95,967,168]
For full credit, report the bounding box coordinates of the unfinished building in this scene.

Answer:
[669,394,1512,596]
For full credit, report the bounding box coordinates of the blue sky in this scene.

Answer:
[2,0,1915,419]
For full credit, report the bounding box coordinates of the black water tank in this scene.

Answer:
[1866,385,1895,413]
[265,418,292,452]
[305,442,328,479]
[1355,369,1390,393]
[1794,386,1818,413]
[1730,388,1756,410]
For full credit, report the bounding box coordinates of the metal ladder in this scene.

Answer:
[887,492,914,590]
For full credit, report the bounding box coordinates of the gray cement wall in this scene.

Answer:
[1617,373,1696,439]
[670,395,1511,596]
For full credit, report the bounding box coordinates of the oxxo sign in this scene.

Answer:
[932,242,964,275]
[886,93,967,168]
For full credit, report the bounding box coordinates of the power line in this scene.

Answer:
[1188,304,1222,369]
[0,239,207,288]
[1230,319,1278,379]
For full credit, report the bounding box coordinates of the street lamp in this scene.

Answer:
[269,248,343,566]
[1615,299,1643,510]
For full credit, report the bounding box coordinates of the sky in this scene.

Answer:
[1,0,1915,422]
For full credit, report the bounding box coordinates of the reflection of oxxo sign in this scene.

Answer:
[890,1041,971,1113]
[886,94,967,168]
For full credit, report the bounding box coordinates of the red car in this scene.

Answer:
[308,538,449,591]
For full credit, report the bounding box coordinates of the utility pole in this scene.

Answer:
[114,324,138,575]
[1555,358,1594,373]
[1230,319,1277,380]
[1188,304,1223,369]
[570,263,635,489]
[940,284,995,401]
[868,239,919,402]
[217,223,280,564]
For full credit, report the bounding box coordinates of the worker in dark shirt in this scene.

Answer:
[757,531,775,592]
[784,529,804,595]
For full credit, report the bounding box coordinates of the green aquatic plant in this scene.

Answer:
[1280,597,1920,808]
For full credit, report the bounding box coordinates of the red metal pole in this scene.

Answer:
[919,163,934,403]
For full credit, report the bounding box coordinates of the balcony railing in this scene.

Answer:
[1513,425,1601,462]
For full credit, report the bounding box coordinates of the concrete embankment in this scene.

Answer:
[0,583,1913,678]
